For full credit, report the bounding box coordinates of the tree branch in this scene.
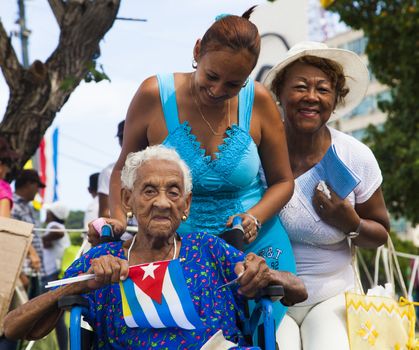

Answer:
[0,19,23,92]
[47,0,65,27]
[0,0,121,171]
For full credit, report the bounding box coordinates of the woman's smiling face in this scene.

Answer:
[193,48,254,107]
[279,61,337,134]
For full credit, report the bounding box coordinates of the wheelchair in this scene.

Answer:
[59,285,282,350]
[59,219,283,350]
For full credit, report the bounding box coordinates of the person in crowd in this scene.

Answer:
[0,137,18,217]
[97,8,295,325]
[98,120,124,218]
[42,201,71,285]
[3,145,307,349]
[263,41,390,350]
[11,169,46,294]
[41,201,70,350]
[84,172,99,229]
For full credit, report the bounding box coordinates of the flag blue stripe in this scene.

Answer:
[151,294,177,328]
[168,260,203,328]
[122,277,152,328]
[52,128,59,201]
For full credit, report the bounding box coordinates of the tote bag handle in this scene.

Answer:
[373,235,408,298]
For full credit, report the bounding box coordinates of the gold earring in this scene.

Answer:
[192,58,197,69]
[127,211,133,219]
[181,214,187,221]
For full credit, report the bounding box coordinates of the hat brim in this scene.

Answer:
[263,47,370,117]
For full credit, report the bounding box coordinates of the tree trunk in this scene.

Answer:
[0,0,121,173]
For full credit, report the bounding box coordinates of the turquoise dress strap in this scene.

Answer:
[238,80,255,132]
[157,73,180,132]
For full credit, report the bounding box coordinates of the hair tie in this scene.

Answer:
[215,13,231,21]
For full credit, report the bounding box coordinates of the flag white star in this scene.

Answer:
[141,263,160,280]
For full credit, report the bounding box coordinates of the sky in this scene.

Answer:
[0,0,267,211]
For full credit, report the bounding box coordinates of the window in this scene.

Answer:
[351,95,375,117]
[338,37,368,55]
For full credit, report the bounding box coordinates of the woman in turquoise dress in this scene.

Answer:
[101,9,296,325]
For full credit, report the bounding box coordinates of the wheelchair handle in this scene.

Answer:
[220,216,245,251]
[232,216,243,228]
[99,224,117,243]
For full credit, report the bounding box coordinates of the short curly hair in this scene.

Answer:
[271,55,349,108]
[121,145,192,194]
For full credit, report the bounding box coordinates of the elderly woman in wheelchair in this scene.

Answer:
[4,145,306,349]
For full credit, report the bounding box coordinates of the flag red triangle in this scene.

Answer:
[129,261,170,304]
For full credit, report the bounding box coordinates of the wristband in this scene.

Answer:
[245,212,262,230]
[347,219,363,239]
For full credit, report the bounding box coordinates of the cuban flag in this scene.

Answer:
[120,259,203,330]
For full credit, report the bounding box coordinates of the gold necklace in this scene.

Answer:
[189,73,230,136]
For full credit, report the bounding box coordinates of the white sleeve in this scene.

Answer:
[97,163,114,195]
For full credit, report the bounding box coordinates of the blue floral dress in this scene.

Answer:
[64,232,259,350]
[158,73,296,324]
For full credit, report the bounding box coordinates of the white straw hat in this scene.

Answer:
[263,41,370,117]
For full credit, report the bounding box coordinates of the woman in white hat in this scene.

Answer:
[264,42,390,349]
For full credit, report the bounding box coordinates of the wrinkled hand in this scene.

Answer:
[313,185,360,234]
[87,217,126,246]
[226,213,259,244]
[83,255,129,292]
[234,253,270,298]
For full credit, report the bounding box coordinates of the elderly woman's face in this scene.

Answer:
[126,159,191,239]
[278,62,336,133]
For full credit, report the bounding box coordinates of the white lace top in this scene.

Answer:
[280,127,383,305]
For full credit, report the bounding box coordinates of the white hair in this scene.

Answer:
[121,145,192,194]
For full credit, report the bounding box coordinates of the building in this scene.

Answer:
[325,29,390,140]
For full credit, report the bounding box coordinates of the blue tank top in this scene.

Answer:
[157,73,263,235]
[157,74,296,331]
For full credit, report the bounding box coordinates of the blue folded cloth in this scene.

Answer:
[296,145,361,221]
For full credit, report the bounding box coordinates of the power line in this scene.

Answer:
[60,131,117,158]
[59,152,105,170]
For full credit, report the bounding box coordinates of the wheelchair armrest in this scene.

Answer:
[58,295,89,310]
[242,285,283,350]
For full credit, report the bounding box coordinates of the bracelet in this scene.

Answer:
[245,212,262,230]
[347,219,363,239]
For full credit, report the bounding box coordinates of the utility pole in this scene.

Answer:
[17,0,30,68]
[17,0,40,174]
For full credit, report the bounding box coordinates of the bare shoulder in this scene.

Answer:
[126,75,161,122]
[254,81,275,101]
[253,81,281,123]
[131,75,160,106]
[125,74,168,148]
